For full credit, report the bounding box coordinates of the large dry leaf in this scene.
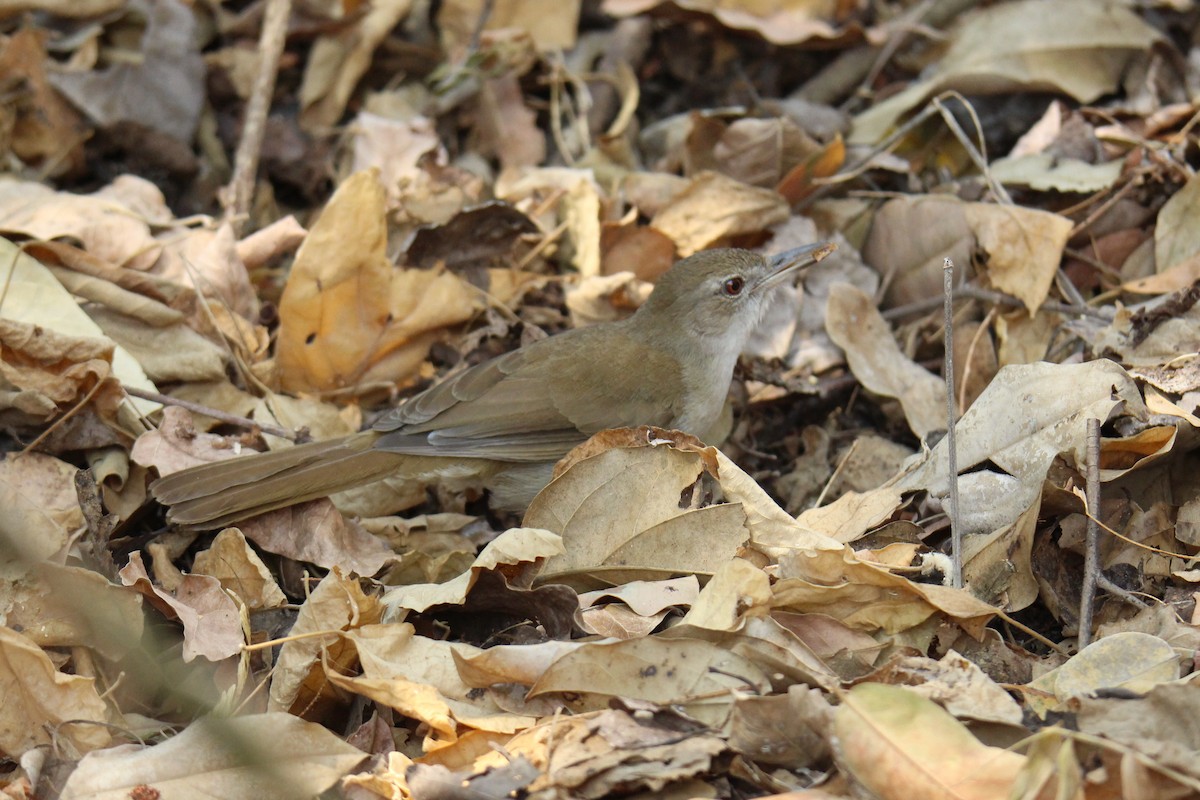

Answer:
[269,568,383,713]
[492,707,725,797]
[274,170,480,392]
[729,686,833,768]
[130,406,243,475]
[850,0,1162,144]
[898,359,1145,498]
[274,169,392,391]
[0,29,86,175]
[963,204,1072,315]
[526,439,749,583]
[58,713,366,800]
[960,493,1039,611]
[153,222,260,322]
[49,0,205,142]
[825,283,944,439]
[1052,632,1180,700]
[862,195,973,308]
[0,179,163,270]
[350,111,445,208]
[834,683,1025,800]
[0,625,112,757]
[1075,683,1200,778]
[1154,170,1200,272]
[191,528,287,610]
[0,452,83,577]
[299,0,415,129]
[119,552,243,663]
[528,636,770,721]
[0,236,157,421]
[85,305,228,384]
[989,152,1123,193]
[651,170,789,256]
[328,624,535,739]
[236,501,396,577]
[4,562,144,660]
[863,651,1023,726]
[770,546,997,638]
[438,0,581,51]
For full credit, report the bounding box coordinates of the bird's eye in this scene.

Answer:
[722,276,745,296]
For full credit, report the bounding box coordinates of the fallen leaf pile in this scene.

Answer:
[3,0,1200,798]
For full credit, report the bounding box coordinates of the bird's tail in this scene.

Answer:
[151,432,408,528]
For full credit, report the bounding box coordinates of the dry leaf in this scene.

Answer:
[850,0,1162,144]
[964,203,1072,315]
[299,0,416,129]
[652,171,789,256]
[191,528,288,610]
[0,625,112,758]
[834,683,1025,800]
[269,568,383,713]
[825,283,944,438]
[58,713,366,800]
[119,552,243,662]
[49,0,205,142]
[275,169,480,392]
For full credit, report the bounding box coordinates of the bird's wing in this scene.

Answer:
[370,326,684,461]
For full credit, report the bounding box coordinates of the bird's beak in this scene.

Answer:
[758,241,837,292]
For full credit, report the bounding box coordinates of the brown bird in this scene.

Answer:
[152,242,836,527]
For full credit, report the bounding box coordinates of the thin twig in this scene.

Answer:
[957,306,996,417]
[1096,575,1148,610]
[1079,417,1101,648]
[811,439,860,510]
[943,258,962,589]
[222,0,291,232]
[931,93,1011,205]
[1068,178,1139,239]
[882,284,1115,322]
[123,385,298,441]
[22,377,105,454]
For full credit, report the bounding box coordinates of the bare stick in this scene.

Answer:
[943,258,962,588]
[222,0,292,231]
[123,386,298,441]
[1079,417,1102,648]
[882,284,1114,322]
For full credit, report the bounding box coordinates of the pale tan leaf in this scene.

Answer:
[825,283,944,439]
[850,0,1162,144]
[602,0,838,45]
[964,204,1072,315]
[1054,632,1180,699]
[1155,171,1200,272]
[191,529,287,610]
[834,683,1025,800]
[268,568,383,713]
[5,562,144,661]
[0,452,82,577]
[0,626,111,757]
[382,527,562,613]
[651,171,789,256]
[58,713,366,800]
[118,553,243,663]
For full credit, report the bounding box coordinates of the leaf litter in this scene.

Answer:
[3,0,1200,798]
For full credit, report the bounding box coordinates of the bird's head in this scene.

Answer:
[634,242,837,349]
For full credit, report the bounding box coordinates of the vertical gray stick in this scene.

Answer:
[943,258,962,588]
[1080,417,1102,648]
